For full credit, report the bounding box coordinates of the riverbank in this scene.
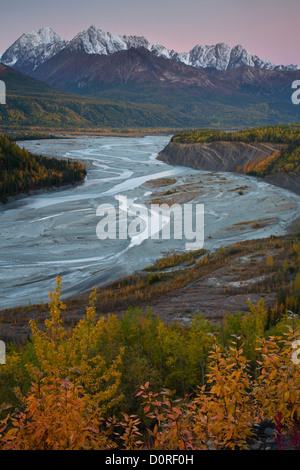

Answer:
[158,140,300,196]
[0,135,87,203]
[2,128,178,140]
[2,148,96,205]
[263,172,300,196]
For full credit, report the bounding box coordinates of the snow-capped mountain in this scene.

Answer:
[1,27,67,74]
[1,25,299,75]
[159,42,299,71]
[68,25,128,55]
[188,43,275,71]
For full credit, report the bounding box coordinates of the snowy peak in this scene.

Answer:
[67,26,152,56]
[188,42,283,71]
[1,26,67,73]
[35,27,62,45]
[27,27,62,44]
[189,43,231,70]
[68,25,127,55]
[4,27,62,56]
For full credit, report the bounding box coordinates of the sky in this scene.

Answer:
[0,0,299,65]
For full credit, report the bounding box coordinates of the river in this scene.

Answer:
[0,135,299,310]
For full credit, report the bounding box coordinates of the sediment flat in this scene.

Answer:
[158,140,300,196]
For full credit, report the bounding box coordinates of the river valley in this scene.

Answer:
[0,135,299,310]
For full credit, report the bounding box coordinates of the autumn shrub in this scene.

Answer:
[0,276,300,449]
[0,278,124,417]
[188,345,256,449]
[127,343,258,450]
[253,325,300,433]
[0,375,115,450]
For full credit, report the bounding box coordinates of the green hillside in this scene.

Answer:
[0,64,186,130]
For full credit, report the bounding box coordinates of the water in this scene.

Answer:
[0,135,299,309]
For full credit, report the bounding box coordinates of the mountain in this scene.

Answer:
[31,46,228,93]
[1,45,300,131]
[2,25,299,76]
[30,44,300,99]
[1,27,67,75]
[1,33,300,130]
[27,46,300,128]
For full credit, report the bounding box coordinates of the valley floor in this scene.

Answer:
[1,227,297,344]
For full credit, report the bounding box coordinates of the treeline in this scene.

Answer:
[171,124,300,145]
[7,132,58,142]
[0,277,299,449]
[0,135,86,202]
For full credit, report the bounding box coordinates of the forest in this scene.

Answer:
[0,134,86,202]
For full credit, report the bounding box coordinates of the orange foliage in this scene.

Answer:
[0,375,116,450]
[243,151,280,176]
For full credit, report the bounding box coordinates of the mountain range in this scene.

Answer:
[1,26,300,130]
[1,25,299,76]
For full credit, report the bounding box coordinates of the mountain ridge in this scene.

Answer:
[2,25,299,76]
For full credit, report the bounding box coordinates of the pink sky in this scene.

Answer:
[2,0,299,65]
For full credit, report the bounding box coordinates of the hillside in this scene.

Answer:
[0,134,86,202]
[0,63,188,130]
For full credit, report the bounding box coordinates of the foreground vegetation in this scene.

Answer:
[0,278,299,450]
[0,225,300,449]
[0,135,86,202]
[172,124,300,176]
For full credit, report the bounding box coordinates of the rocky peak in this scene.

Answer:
[122,35,150,50]
[1,27,66,73]
[68,25,127,55]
